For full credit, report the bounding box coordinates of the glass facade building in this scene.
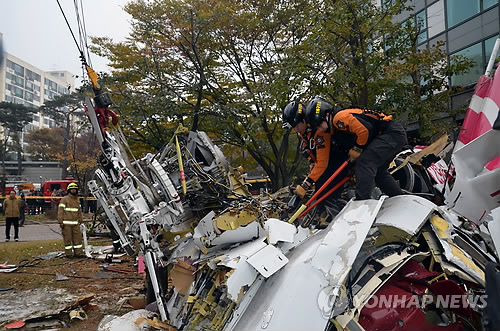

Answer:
[390,0,499,108]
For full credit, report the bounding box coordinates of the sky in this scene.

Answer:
[0,0,132,86]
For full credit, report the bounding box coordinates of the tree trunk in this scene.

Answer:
[62,115,70,179]
[1,135,7,195]
[15,132,22,175]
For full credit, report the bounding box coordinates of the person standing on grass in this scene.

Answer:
[4,190,20,242]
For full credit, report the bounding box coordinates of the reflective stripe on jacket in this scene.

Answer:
[298,130,332,184]
[58,195,82,225]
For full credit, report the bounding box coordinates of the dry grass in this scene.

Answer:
[0,240,63,263]
[0,238,145,330]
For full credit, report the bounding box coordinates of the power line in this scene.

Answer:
[55,0,83,58]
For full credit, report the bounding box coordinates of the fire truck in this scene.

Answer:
[41,179,78,201]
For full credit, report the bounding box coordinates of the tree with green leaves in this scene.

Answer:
[376,17,473,141]
[25,127,65,161]
[88,0,476,190]
[0,102,37,194]
[40,92,86,178]
[68,131,99,209]
[296,0,411,107]
[91,0,313,190]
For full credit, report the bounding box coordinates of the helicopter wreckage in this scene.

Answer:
[83,89,500,331]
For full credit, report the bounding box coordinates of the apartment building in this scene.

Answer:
[0,32,76,157]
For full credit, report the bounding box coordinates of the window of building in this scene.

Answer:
[6,59,15,71]
[58,86,68,95]
[484,35,499,63]
[33,114,40,122]
[44,78,58,92]
[25,80,34,91]
[13,63,24,76]
[25,69,41,82]
[14,76,24,88]
[427,0,445,38]
[26,69,34,81]
[446,0,480,28]
[451,42,482,86]
[416,9,428,44]
[44,118,49,125]
[25,91,34,102]
[483,0,499,10]
[13,86,24,98]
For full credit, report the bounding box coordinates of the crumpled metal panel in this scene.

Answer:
[429,215,485,285]
[375,195,436,236]
[230,197,384,331]
[264,218,296,244]
[446,129,500,224]
[246,244,289,278]
[487,207,500,257]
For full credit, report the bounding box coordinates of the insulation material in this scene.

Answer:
[170,259,196,295]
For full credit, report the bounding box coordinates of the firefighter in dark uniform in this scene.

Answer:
[58,183,83,257]
[306,104,407,200]
[282,99,349,203]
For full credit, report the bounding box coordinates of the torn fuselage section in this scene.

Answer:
[328,196,497,331]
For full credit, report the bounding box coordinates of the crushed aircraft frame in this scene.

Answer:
[81,78,500,330]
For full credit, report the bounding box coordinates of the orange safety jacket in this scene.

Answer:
[329,108,392,148]
[58,194,82,226]
[299,130,332,185]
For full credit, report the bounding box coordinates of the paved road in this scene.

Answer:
[0,223,62,242]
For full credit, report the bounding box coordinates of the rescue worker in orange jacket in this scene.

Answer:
[58,183,83,257]
[305,103,407,200]
[282,99,349,201]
